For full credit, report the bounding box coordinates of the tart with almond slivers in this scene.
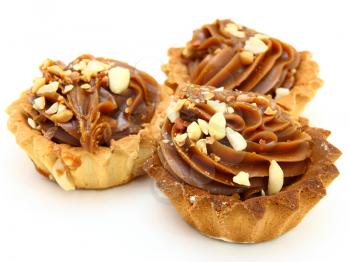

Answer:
[147,84,341,243]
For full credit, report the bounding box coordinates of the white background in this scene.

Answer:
[0,0,349,261]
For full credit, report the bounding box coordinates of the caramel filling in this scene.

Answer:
[26,55,160,152]
[159,85,311,199]
[181,19,300,96]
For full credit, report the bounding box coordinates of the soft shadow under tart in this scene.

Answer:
[7,54,169,190]
[147,84,340,243]
[162,19,323,116]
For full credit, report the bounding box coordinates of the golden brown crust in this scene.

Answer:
[148,124,341,243]
[7,86,170,190]
[162,48,322,116]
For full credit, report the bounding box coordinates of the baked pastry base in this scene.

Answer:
[7,88,170,190]
[163,48,322,116]
[148,123,340,243]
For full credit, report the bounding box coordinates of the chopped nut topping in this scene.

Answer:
[187,121,202,141]
[239,50,255,65]
[207,100,226,113]
[48,65,63,76]
[126,97,133,106]
[174,99,187,111]
[244,36,268,54]
[63,84,74,94]
[36,81,59,96]
[226,127,247,151]
[32,77,46,93]
[196,139,207,155]
[197,119,209,135]
[214,87,224,92]
[224,23,246,38]
[264,106,277,116]
[226,106,234,113]
[73,60,88,71]
[33,96,46,110]
[80,83,91,90]
[233,171,250,186]
[108,66,130,94]
[166,101,180,123]
[57,104,67,113]
[268,160,284,195]
[45,102,59,115]
[203,91,215,100]
[254,33,269,40]
[174,133,188,146]
[50,109,73,123]
[275,87,290,99]
[205,136,215,144]
[27,117,37,129]
[208,112,226,140]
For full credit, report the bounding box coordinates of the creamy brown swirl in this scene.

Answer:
[26,55,160,152]
[159,85,312,199]
[181,19,300,96]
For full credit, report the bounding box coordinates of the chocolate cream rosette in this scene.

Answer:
[148,84,340,243]
[7,55,168,190]
[163,19,322,116]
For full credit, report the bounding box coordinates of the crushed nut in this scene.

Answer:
[275,87,290,99]
[268,160,284,195]
[244,37,268,54]
[224,23,246,38]
[45,102,59,115]
[48,65,63,76]
[264,106,277,116]
[187,121,202,141]
[203,91,215,100]
[239,50,255,65]
[208,112,226,140]
[197,119,209,135]
[32,77,46,93]
[33,96,46,110]
[214,87,224,92]
[233,171,250,186]
[27,117,37,129]
[196,139,207,155]
[50,109,73,123]
[174,99,186,111]
[126,97,133,106]
[174,133,188,146]
[254,33,269,40]
[205,136,215,144]
[166,101,180,123]
[80,83,91,90]
[207,100,226,113]
[226,127,247,151]
[108,66,130,94]
[36,81,59,96]
[63,84,74,94]
[226,106,234,114]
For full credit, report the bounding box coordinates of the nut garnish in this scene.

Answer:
[275,87,290,99]
[196,139,207,155]
[264,106,277,116]
[80,83,91,90]
[52,159,75,191]
[187,122,202,141]
[175,99,186,111]
[244,36,268,54]
[232,171,250,186]
[174,133,188,146]
[108,66,130,94]
[268,160,284,195]
[32,77,46,93]
[27,117,37,129]
[214,87,224,92]
[63,84,74,94]
[239,50,255,65]
[167,101,180,123]
[36,81,59,96]
[226,127,247,151]
[227,106,234,114]
[203,91,215,100]
[224,23,246,38]
[48,65,63,76]
[254,33,269,40]
[208,112,226,140]
[197,119,209,135]
[50,109,73,123]
[33,96,46,110]
[207,100,226,113]
[45,102,59,115]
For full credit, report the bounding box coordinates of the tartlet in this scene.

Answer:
[7,54,169,190]
[163,19,322,116]
[147,84,340,243]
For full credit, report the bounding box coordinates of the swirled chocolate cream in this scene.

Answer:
[159,84,312,199]
[27,55,159,152]
[164,19,322,114]
[7,54,165,190]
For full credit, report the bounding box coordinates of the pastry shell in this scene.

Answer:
[148,121,341,243]
[162,48,322,116]
[7,87,170,190]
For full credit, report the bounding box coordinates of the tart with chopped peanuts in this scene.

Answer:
[162,19,323,116]
[147,84,341,243]
[7,54,169,190]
